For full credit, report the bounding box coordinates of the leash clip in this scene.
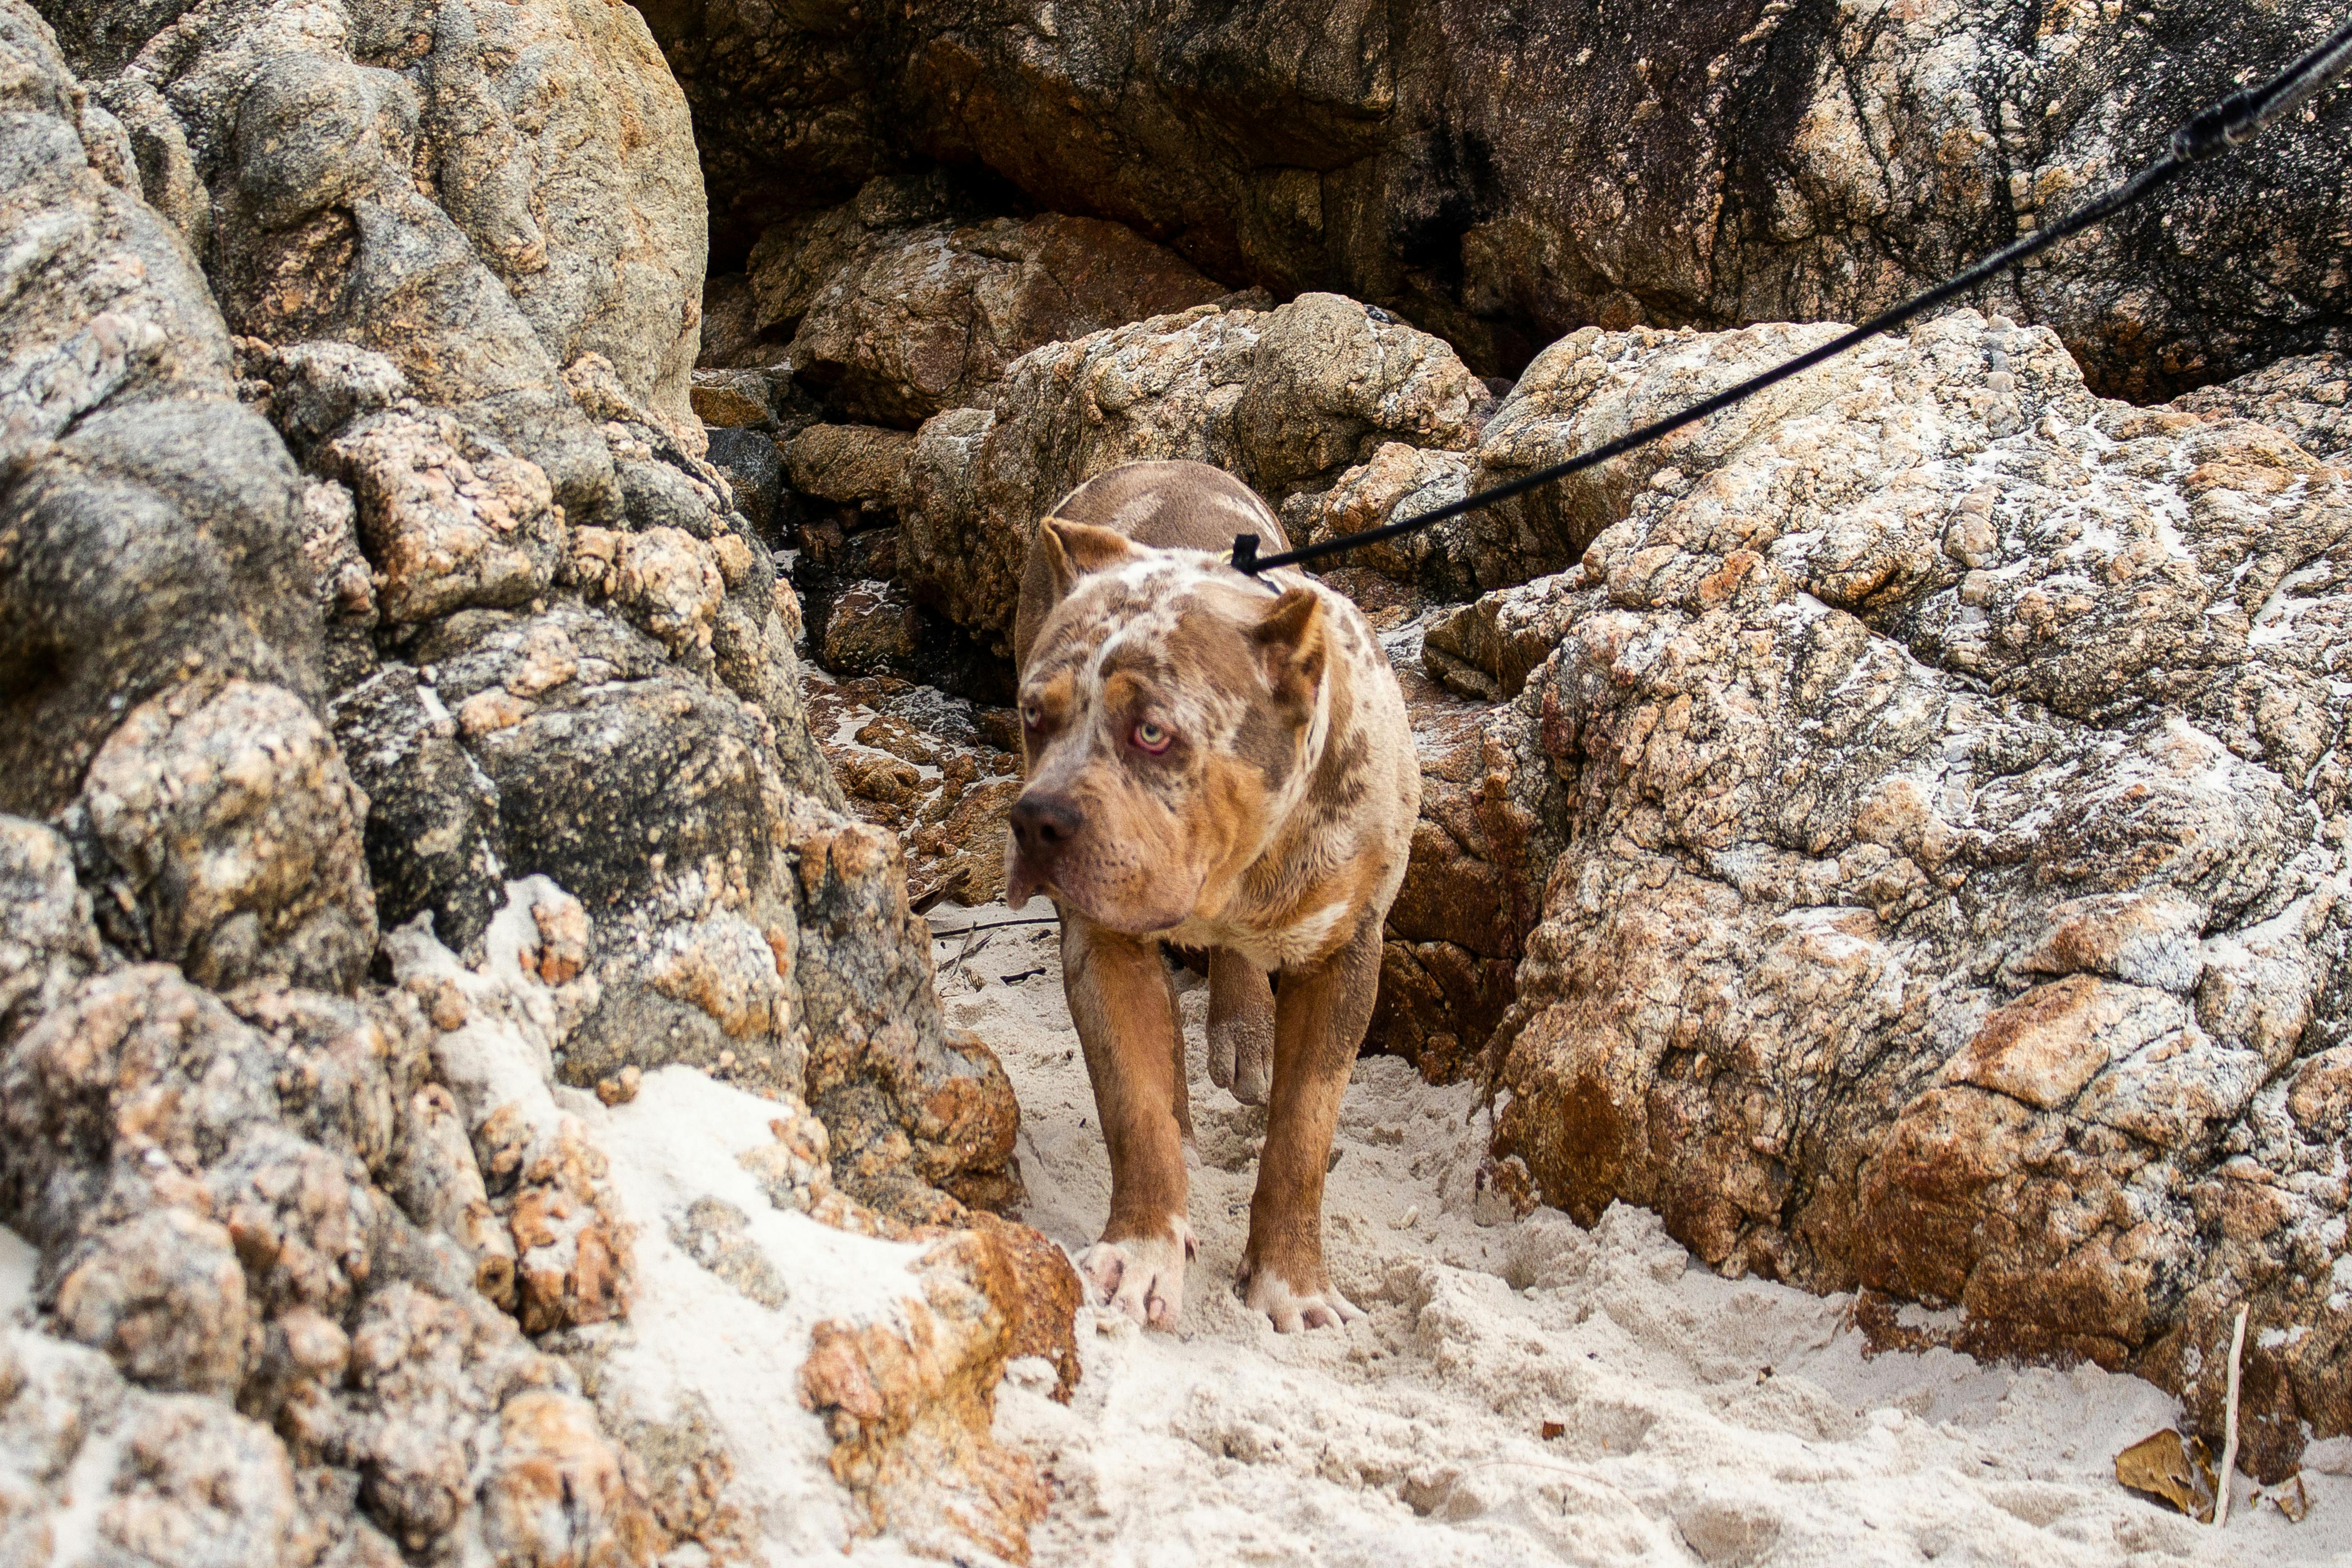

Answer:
[1230,533,1261,575]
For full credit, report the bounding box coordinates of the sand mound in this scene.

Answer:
[935,907,2340,1567]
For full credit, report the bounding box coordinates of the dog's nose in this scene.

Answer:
[1009,791,1084,856]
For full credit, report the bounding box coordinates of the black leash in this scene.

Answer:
[1229,16,2352,578]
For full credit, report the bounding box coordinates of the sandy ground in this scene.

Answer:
[932,904,2349,1568]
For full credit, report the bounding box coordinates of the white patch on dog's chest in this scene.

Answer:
[1169,897,1352,973]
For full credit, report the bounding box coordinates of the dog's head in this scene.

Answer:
[1005,519,1330,933]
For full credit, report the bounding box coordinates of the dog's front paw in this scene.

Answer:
[1079,1220,1196,1328]
[1208,1011,1272,1105]
[1240,1263,1364,1333]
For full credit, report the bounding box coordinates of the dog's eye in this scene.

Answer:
[1132,721,1171,753]
[1021,703,1042,729]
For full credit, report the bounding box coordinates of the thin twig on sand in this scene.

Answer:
[2215,1303,2249,1526]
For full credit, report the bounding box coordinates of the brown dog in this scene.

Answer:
[1005,460,1420,1332]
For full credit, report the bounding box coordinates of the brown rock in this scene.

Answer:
[800,1228,1051,1562]
[780,423,916,509]
[690,368,778,429]
[480,1391,661,1568]
[1460,311,2352,1479]
[664,1,2352,399]
[754,191,1226,426]
[902,293,1484,648]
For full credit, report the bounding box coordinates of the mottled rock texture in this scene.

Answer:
[0,0,1059,1560]
[902,291,1487,650]
[745,175,1228,427]
[10,0,1014,1215]
[652,0,2351,397]
[1405,311,2352,1481]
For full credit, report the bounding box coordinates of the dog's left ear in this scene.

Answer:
[1039,516,1137,603]
[1252,586,1327,709]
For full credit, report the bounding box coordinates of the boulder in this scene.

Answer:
[902,293,1486,649]
[43,0,707,504]
[0,5,1066,1561]
[749,181,1228,426]
[1432,310,2352,1480]
[1365,668,1556,1084]
[2170,349,2352,466]
[651,0,2352,398]
[0,6,319,816]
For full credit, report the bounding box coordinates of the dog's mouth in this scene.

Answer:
[1003,848,1055,914]
[1004,843,1197,935]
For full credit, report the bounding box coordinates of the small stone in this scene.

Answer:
[428,979,471,1031]
[595,1066,642,1107]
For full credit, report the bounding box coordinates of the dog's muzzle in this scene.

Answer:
[1004,788,1083,909]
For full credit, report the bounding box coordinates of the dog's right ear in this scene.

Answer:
[1038,516,1138,604]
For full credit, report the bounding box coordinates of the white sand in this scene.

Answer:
[576,1065,945,1566]
[930,906,2344,1568]
[0,1222,34,1327]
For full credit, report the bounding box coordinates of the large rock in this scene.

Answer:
[0,4,1064,1561]
[1363,667,1555,1085]
[0,0,319,818]
[1427,310,2352,1481]
[2170,349,2352,466]
[747,178,1228,426]
[39,0,706,522]
[653,0,2352,398]
[902,292,1487,648]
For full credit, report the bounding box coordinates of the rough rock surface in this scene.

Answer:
[652,0,2351,397]
[1364,662,1556,1086]
[902,292,1488,649]
[0,1,1064,1561]
[745,176,1228,427]
[804,667,1025,911]
[1411,311,2352,1480]
[2171,350,2352,467]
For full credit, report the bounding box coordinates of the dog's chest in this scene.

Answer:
[1166,892,1358,973]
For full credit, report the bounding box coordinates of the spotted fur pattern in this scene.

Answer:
[1006,461,1420,1332]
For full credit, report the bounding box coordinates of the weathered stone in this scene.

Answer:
[45,0,707,510]
[329,666,505,955]
[782,423,916,510]
[1282,441,1477,602]
[701,426,784,539]
[820,581,923,679]
[1366,671,1555,1084]
[318,412,564,626]
[690,368,777,430]
[0,5,320,819]
[902,294,1483,648]
[0,817,103,1041]
[755,190,1227,426]
[0,2,1055,1560]
[799,1228,1049,1561]
[2170,349,2352,465]
[802,670,1025,911]
[1446,310,2352,1480]
[78,681,377,994]
[0,1328,362,1568]
[658,1,2352,397]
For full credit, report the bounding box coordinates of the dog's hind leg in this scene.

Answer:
[1061,911,1196,1328]
[1240,913,1381,1332]
[1206,947,1275,1106]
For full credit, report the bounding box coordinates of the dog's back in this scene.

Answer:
[1012,461,1289,671]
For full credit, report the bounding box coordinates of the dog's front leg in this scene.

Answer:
[1240,913,1381,1332]
[1061,911,1195,1327]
